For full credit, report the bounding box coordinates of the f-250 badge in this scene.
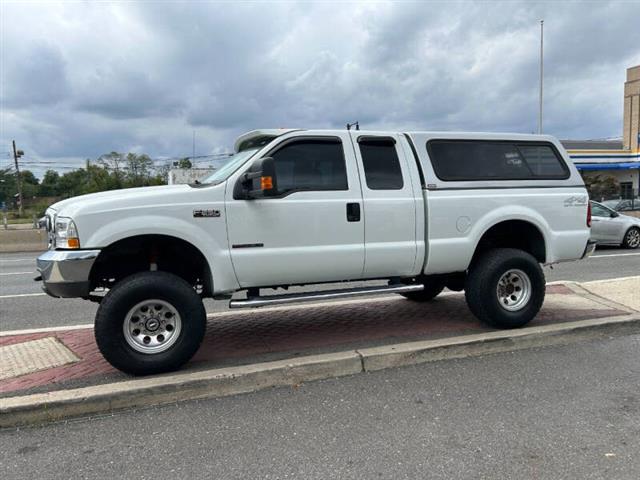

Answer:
[193,209,221,218]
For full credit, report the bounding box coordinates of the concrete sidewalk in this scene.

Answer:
[579,276,640,311]
[1,279,638,427]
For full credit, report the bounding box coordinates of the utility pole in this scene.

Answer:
[538,19,544,135]
[12,140,24,217]
[192,130,196,159]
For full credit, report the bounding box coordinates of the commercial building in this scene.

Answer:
[562,65,640,199]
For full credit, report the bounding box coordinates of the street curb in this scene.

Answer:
[1,313,639,428]
[357,314,640,371]
[0,351,363,428]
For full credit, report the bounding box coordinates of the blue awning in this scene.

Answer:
[575,162,640,170]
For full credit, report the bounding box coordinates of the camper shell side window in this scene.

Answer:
[426,140,570,182]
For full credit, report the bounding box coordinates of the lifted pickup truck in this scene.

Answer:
[37,129,594,375]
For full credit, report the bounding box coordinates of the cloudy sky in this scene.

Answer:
[1,0,639,177]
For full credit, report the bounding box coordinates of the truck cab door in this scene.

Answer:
[225,133,365,288]
[349,133,420,277]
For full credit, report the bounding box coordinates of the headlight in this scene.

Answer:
[54,217,80,249]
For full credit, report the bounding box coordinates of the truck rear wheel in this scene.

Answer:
[465,248,545,329]
[95,271,206,375]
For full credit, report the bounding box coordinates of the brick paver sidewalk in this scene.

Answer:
[0,284,626,397]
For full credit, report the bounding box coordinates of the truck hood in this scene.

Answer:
[48,184,196,218]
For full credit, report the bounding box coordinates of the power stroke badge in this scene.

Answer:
[193,209,221,218]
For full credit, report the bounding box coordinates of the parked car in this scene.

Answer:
[36,129,593,375]
[590,200,640,249]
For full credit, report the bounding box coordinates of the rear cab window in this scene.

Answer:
[426,140,570,181]
[357,137,404,190]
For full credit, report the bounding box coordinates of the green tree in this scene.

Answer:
[2,150,169,203]
[176,158,192,169]
[0,168,17,206]
[98,152,125,189]
[57,169,90,197]
[20,170,40,198]
[125,153,154,187]
[85,163,118,193]
[155,163,171,184]
[583,174,619,201]
[39,170,61,196]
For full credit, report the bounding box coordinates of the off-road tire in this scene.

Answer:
[465,248,545,329]
[95,271,206,375]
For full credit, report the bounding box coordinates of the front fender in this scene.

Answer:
[83,214,239,293]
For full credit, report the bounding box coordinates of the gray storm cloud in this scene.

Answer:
[1,0,639,174]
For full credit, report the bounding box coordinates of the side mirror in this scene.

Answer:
[611,211,619,218]
[233,157,278,200]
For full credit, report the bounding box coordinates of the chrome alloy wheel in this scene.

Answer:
[626,228,640,248]
[496,269,532,312]
[123,299,182,354]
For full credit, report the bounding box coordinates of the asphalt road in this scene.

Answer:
[1,248,639,331]
[2,333,639,479]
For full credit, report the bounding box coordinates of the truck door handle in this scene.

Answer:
[346,202,361,222]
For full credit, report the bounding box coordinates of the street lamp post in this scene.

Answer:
[538,20,544,135]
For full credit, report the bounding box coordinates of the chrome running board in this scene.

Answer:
[229,284,423,309]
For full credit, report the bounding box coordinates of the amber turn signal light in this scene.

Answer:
[261,176,273,190]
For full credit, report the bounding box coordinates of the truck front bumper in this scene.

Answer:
[36,249,101,298]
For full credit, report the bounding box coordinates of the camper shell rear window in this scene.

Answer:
[426,140,570,181]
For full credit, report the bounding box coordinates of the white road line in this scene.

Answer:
[590,252,640,259]
[0,258,34,263]
[0,292,47,299]
[0,271,35,276]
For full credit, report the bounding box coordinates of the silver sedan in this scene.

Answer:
[590,201,640,249]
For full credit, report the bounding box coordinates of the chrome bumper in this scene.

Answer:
[581,240,597,259]
[36,249,101,298]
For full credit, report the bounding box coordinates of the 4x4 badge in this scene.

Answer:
[193,209,221,218]
[563,196,587,207]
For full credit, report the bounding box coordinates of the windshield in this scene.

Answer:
[601,200,620,211]
[199,148,260,185]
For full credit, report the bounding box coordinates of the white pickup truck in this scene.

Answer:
[37,129,594,375]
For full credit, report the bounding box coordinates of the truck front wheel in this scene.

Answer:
[465,248,545,329]
[95,271,206,375]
